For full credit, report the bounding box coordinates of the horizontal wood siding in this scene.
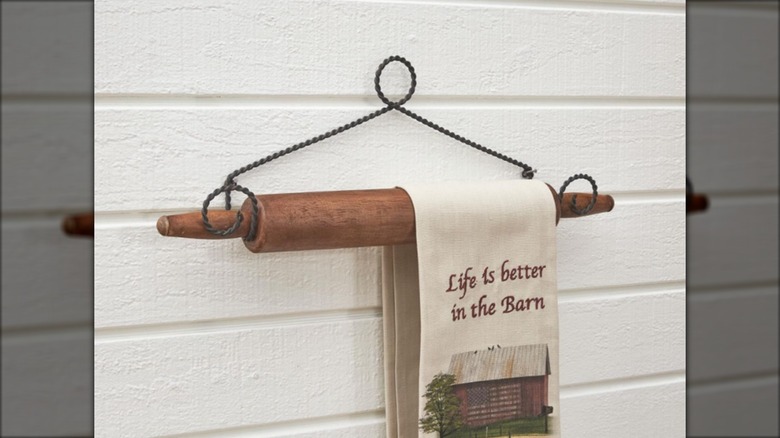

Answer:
[1,2,93,435]
[93,0,686,436]
[687,2,779,435]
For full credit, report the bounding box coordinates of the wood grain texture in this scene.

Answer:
[156,187,613,249]
[94,289,684,437]
[95,108,684,212]
[96,200,682,328]
[248,188,413,252]
[95,0,684,96]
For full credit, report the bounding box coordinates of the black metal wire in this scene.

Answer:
[558,174,598,216]
[201,55,595,239]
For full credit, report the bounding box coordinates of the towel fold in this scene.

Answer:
[383,180,561,438]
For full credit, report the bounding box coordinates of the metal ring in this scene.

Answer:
[201,183,259,240]
[558,173,598,215]
[374,56,417,107]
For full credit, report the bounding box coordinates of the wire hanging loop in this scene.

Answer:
[200,55,541,239]
[374,56,417,107]
[201,183,259,241]
[558,173,598,215]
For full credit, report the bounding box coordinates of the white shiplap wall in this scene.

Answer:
[687,1,779,436]
[94,1,686,437]
[1,2,93,436]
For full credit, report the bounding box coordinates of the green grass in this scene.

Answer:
[450,416,552,438]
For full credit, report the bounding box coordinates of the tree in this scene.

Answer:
[419,372,464,437]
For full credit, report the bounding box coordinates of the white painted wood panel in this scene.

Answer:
[561,379,685,438]
[1,329,93,437]
[94,108,684,212]
[284,422,386,438]
[687,104,779,194]
[94,0,684,97]
[688,376,780,436]
[688,286,779,383]
[688,3,779,98]
[559,288,685,386]
[0,2,93,95]
[94,320,386,438]
[94,225,383,328]
[686,2,778,434]
[94,0,686,436]
[166,412,386,438]
[148,379,688,438]
[1,3,95,436]
[688,197,779,289]
[540,0,686,4]
[95,200,684,327]
[94,288,684,437]
[1,217,92,329]
[1,103,93,212]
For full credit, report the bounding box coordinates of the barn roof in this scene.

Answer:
[448,344,550,385]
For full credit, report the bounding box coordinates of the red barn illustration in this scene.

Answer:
[448,343,551,427]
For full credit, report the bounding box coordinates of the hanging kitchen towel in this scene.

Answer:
[382,179,560,438]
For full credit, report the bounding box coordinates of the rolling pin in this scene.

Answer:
[157,184,614,253]
[687,193,709,214]
[62,212,94,237]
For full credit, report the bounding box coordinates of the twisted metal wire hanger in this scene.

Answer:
[201,56,597,240]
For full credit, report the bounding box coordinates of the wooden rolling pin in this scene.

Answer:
[62,212,94,237]
[157,185,614,253]
[687,193,709,214]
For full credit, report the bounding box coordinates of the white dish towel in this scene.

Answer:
[382,180,561,438]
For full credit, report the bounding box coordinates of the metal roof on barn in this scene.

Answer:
[448,343,551,385]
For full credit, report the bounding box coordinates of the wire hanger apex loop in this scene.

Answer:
[374,55,417,107]
[200,55,586,239]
